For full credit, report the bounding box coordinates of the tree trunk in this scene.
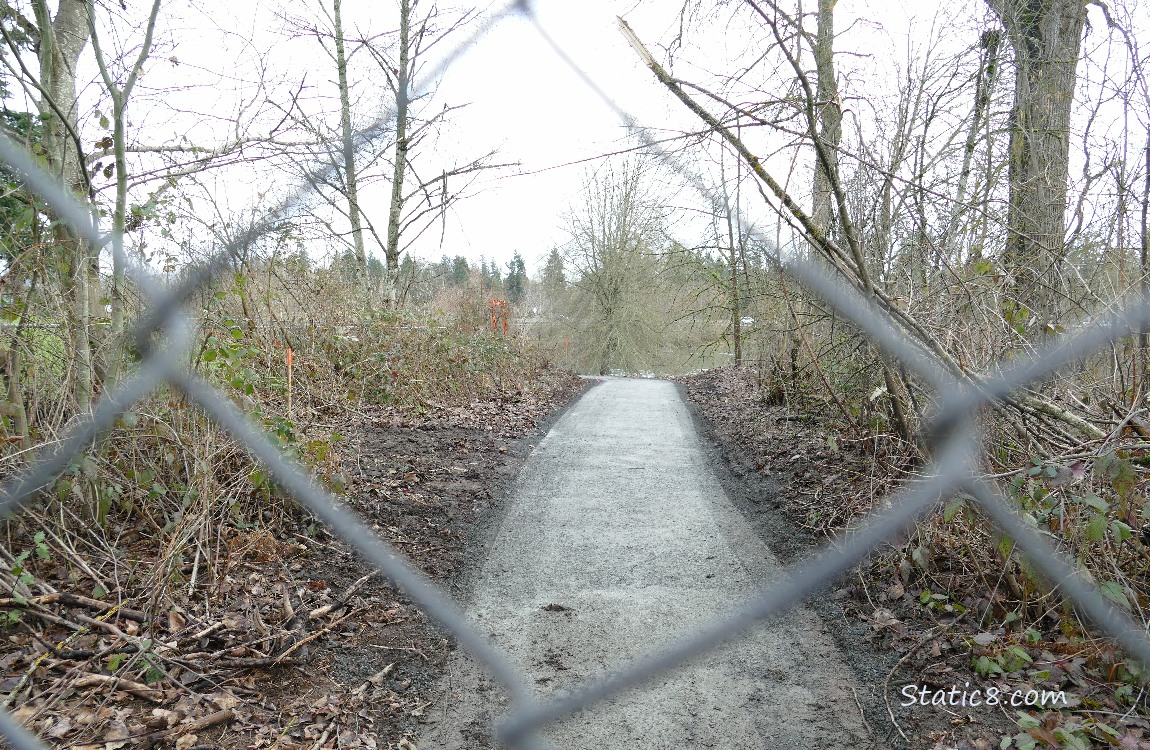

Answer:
[383,0,412,308]
[986,0,1087,330]
[32,0,94,411]
[333,0,368,275]
[811,0,840,249]
[1140,137,1149,398]
[949,29,1002,263]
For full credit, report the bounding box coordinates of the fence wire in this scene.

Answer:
[2,1,1150,748]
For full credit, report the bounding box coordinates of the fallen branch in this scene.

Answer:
[308,571,377,620]
[0,593,147,622]
[73,674,164,702]
[138,708,236,750]
[276,607,364,664]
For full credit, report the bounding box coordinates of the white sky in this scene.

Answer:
[370,0,960,274]
[58,0,1143,278]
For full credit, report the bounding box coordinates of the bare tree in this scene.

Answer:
[563,159,668,375]
[88,0,162,386]
[810,0,839,246]
[280,0,510,307]
[985,0,1088,331]
[333,0,368,272]
[619,5,1112,442]
[14,0,95,410]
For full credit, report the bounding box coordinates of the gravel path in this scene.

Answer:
[421,378,875,749]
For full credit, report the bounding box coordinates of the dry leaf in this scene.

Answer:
[175,733,198,750]
[168,609,187,632]
[210,691,239,711]
[870,608,900,630]
[10,706,36,727]
[46,717,73,739]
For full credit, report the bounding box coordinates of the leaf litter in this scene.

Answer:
[1,371,585,750]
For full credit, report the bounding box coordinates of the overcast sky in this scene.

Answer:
[385,0,957,274]
[423,0,969,274]
[125,0,973,276]
[71,0,1137,278]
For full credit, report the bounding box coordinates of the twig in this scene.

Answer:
[73,673,164,702]
[138,708,236,750]
[851,686,876,745]
[0,592,147,621]
[276,607,363,664]
[306,721,333,750]
[308,570,377,619]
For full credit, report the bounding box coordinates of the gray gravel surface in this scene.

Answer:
[421,378,876,749]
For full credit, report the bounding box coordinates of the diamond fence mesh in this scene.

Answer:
[2,2,1150,748]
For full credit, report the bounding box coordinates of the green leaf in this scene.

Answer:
[1013,734,1035,750]
[81,456,99,479]
[1097,452,1136,496]
[1112,520,1133,544]
[202,348,217,363]
[944,499,965,523]
[975,655,1003,676]
[1016,713,1041,729]
[1086,513,1108,542]
[1093,721,1120,740]
[1007,645,1033,665]
[1080,494,1109,512]
[1052,728,1089,750]
[1099,580,1131,610]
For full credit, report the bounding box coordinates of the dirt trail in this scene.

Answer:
[421,378,875,749]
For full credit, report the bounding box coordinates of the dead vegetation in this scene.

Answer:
[684,364,1150,750]
[0,262,585,749]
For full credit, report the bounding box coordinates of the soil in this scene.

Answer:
[679,365,1057,750]
[265,371,590,750]
[0,369,586,750]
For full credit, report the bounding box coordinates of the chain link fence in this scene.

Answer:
[2,1,1150,748]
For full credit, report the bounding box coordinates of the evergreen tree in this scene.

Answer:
[505,252,527,302]
[542,248,566,289]
[451,255,470,286]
